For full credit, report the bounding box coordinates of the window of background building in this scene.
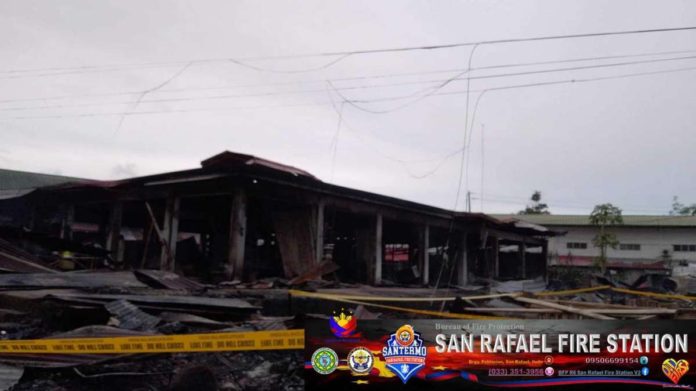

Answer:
[566,242,587,249]
[619,243,641,251]
[673,244,696,252]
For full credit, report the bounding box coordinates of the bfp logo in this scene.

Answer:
[329,309,358,338]
[382,324,427,383]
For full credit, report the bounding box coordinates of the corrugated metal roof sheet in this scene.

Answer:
[0,238,57,273]
[491,214,696,227]
[134,269,205,290]
[201,150,318,180]
[104,299,161,331]
[0,169,86,191]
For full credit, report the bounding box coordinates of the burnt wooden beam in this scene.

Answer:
[323,196,456,230]
[144,202,173,271]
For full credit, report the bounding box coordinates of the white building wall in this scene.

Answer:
[547,226,696,263]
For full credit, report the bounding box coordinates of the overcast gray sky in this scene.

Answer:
[1,0,695,215]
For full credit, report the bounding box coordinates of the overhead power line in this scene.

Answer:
[2,47,695,106]
[1,25,695,77]
[316,65,696,181]
[4,52,695,113]
[326,53,696,113]
[2,64,695,121]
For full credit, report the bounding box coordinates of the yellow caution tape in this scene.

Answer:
[609,287,696,301]
[288,289,518,302]
[534,285,611,297]
[0,329,304,354]
[290,290,508,320]
[534,285,696,301]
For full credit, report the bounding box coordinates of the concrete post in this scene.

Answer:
[106,202,123,263]
[315,199,325,264]
[457,232,468,286]
[421,224,430,285]
[374,213,383,285]
[227,188,247,280]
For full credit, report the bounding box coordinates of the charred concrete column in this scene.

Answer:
[227,188,247,280]
[421,224,430,285]
[106,202,123,264]
[374,213,383,285]
[315,198,325,264]
[160,197,180,271]
[457,232,468,286]
[541,241,548,281]
[520,241,527,279]
[60,204,75,240]
[492,236,500,279]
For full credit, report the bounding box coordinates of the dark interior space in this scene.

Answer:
[426,227,462,288]
[498,241,522,279]
[244,197,285,281]
[381,218,420,284]
[323,208,372,283]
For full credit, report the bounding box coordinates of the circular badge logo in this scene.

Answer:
[395,324,415,347]
[348,347,374,375]
[311,347,338,375]
[544,355,554,365]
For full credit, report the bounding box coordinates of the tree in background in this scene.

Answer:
[589,203,623,274]
[670,196,696,216]
[518,191,550,215]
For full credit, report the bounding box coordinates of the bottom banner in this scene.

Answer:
[305,318,694,390]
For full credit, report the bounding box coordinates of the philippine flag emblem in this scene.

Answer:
[329,309,359,338]
[382,324,427,383]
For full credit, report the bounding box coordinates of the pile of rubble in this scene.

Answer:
[0,237,304,390]
[0,228,694,389]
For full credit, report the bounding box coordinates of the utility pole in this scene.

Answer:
[480,124,485,212]
[466,191,472,212]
